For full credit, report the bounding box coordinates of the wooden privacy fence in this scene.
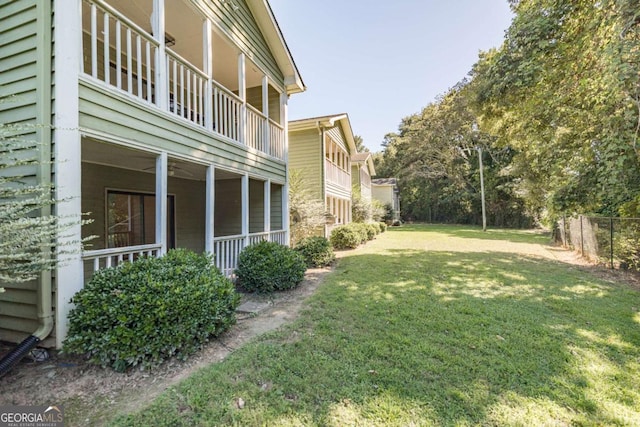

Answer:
[556,215,640,270]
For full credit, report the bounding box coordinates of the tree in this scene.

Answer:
[471,0,640,218]
[1,98,87,285]
[288,169,328,246]
[353,135,368,153]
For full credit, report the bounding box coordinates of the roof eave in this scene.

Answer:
[247,0,306,95]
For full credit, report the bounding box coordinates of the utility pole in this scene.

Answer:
[478,146,486,232]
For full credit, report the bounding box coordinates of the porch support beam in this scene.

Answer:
[156,152,168,255]
[241,173,249,244]
[203,19,213,130]
[281,92,290,244]
[238,53,246,144]
[205,165,215,253]
[54,0,83,348]
[262,75,270,154]
[152,0,167,109]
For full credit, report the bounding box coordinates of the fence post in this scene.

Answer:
[610,217,614,269]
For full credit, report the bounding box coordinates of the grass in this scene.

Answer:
[111,224,640,426]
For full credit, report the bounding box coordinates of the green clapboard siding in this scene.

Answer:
[249,178,265,233]
[79,81,287,183]
[206,0,284,85]
[270,182,283,230]
[0,0,53,345]
[289,128,323,200]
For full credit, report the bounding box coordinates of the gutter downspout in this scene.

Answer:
[0,1,54,377]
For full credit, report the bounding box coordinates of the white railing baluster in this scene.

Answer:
[115,20,121,89]
[103,11,109,84]
[126,28,132,93]
[136,35,142,97]
[145,41,152,103]
[91,3,97,78]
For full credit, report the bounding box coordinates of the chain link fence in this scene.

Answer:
[556,215,640,270]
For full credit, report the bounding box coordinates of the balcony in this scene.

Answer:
[80,0,286,161]
[325,159,351,190]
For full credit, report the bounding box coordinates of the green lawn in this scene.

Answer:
[112,224,640,426]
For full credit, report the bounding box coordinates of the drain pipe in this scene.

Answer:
[0,271,54,378]
[0,1,54,378]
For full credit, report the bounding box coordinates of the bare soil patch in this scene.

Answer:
[0,265,333,425]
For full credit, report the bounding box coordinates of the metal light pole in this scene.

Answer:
[477,146,486,232]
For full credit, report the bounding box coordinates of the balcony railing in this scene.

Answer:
[83,243,163,271]
[213,230,287,278]
[82,0,285,161]
[325,159,351,189]
[82,230,287,280]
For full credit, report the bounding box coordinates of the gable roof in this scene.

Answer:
[247,0,305,94]
[372,178,398,186]
[351,152,376,176]
[289,113,357,155]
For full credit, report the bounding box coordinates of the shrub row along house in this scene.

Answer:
[0,0,398,351]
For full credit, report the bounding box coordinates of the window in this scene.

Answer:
[106,190,175,248]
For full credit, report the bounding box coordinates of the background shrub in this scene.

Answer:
[379,222,387,232]
[235,241,307,292]
[330,225,360,249]
[295,236,335,267]
[64,249,240,371]
[366,223,378,240]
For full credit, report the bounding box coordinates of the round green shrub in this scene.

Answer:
[295,236,335,267]
[365,223,378,240]
[369,222,382,235]
[349,223,369,243]
[379,222,387,232]
[330,225,360,249]
[64,249,240,372]
[235,241,307,292]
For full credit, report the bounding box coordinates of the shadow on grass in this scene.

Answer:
[393,223,553,245]
[113,249,640,426]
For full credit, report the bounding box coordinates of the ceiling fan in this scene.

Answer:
[142,161,194,177]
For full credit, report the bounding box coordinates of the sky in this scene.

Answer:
[269,1,514,152]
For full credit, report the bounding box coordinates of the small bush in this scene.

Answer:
[350,223,369,244]
[379,222,387,232]
[366,223,378,239]
[235,241,306,292]
[64,249,240,371]
[369,222,382,235]
[392,219,402,226]
[295,236,335,267]
[330,225,361,249]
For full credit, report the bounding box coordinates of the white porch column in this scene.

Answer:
[241,173,249,246]
[152,0,167,109]
[203,19,213,130]
[238,53,246,144]
[54,0,83,348]
[205,165,215,253]
[262,75,270,154]
[281,92,290,244]
[156,152,168,255]
[264,179,271,234]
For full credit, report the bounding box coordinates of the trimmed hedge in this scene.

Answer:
[235,240,307,292]
[330,225,361,249]
[379,222,387,232]
[295,236,335,267]
[64,249,240,372]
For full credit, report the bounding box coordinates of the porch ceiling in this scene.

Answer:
[81,138,239,181]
